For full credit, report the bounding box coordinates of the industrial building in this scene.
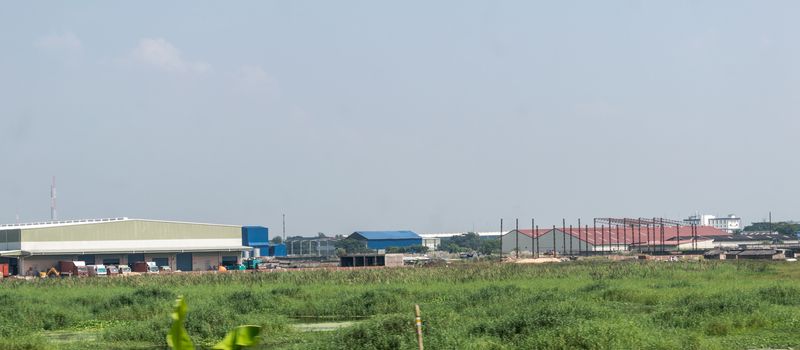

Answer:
[0,218,255,276]
[347,231,422,250]
[501,225,729,255]
[242,226,270,257]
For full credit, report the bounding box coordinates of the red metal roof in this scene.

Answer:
[513,226,728,246]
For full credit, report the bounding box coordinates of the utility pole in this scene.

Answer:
[50,176,57,221]
[282,214,286,241]
[500,218,504,258]
[515,218,519,259]
[769,211,773,233]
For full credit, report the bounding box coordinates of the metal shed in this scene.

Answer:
[347,231,423,250]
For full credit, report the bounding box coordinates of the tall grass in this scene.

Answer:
[1,261,799,349]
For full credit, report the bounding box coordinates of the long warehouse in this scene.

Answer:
[0,217,255,276]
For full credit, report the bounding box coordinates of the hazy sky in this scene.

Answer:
[1,2,798,235]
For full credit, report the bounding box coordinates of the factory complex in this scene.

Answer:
[0,213,796,277]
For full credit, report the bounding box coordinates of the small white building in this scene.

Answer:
[711,235,771,249]
[684,214,741,233]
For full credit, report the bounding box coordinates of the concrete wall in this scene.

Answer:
[593,244,626,252]
[502,230,598,255]
[385,254,404,267]
[503,230,598,255]
[535,230,595,254]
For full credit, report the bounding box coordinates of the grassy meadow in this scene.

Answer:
[2,260,800,349]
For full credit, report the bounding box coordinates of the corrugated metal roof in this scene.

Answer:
[27,246,252,255]
[0,217,241,230]
[351,231,421,240]
[0,217,130,230]
[737,250,778,256]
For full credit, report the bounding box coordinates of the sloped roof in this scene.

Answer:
[704,249,726,256]
[711,236,766,242]
[0,217,241,230]
[738,250,778,256]
[351,231,421,240]
[509,226,729,245]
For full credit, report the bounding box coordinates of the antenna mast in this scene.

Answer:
[50,176,57,221]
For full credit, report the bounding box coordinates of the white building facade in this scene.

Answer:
[684,214,741,233]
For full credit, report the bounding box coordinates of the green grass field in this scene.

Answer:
[2,260,800,349]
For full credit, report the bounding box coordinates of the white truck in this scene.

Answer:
[87,264,108,277]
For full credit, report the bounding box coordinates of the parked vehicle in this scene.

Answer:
[118,265,132,274]
[159,266,172,273]
[38,267,59,278]
[0,263,9,277]
[106,265,119,276]
[133,261,160,274]
[87,264,108,277]
[225,263,246,271]
[59,261,88,277]
[243,257,276,270]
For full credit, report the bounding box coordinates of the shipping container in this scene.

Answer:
[133,261,159,274]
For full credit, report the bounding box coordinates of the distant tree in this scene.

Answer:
[441,242,469,253]
[478,239,501,255]
[270,236,283,244]
[449,232,481,251]
[387,245,429,254]
[334,238,371,254]
[318,232,327,238]
[743,222,800,236]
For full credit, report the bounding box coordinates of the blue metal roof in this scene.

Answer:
[351,231,421,240]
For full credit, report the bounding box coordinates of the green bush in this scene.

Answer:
[0,260,798,349]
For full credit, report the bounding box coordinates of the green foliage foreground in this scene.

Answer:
[2,261,800,349]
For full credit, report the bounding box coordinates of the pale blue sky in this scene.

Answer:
[1,2,798,235]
